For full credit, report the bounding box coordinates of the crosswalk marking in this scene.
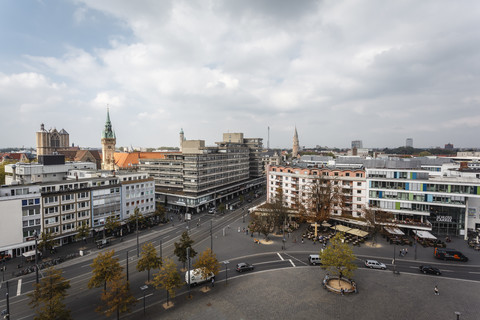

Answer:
[17,279,22,296]
[277,253,284,261]
[289,259,296,267]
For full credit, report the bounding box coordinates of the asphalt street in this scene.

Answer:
[1,195,480,319]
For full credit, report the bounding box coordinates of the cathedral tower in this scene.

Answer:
[292,127,299,158]
[101,108,116,170]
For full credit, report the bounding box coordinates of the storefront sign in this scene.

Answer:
[436,215,452,222]
[468,208,477,217]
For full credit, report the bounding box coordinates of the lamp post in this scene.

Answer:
[187,247,191,299]
[1,259,5,282]
[140,285,148,315]
[414,230,418,260]
[242,208,245,223]
[126,251,129,281]
[136,214,139,258]
[455,311,461,320]
[223,261,230,285]
[210,220,213,252]
[34,231,39,284]
[5,280,10,320]
[159,239,163,261]
[393,242,397,274]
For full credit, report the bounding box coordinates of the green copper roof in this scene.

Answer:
[102,108,116,139]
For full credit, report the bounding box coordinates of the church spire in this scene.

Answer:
[292,126,299,158]
[102,107,116,139]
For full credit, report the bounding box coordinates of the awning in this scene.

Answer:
[330,225,351,233]
[384,227,405,236]
[322,222,332,227]
[413,230,437,240]
[347,228,369,237]
[22,250,37,258]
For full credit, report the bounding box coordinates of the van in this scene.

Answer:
[185,268,215,286]
[308,254,322,265]
[434,248,468,262]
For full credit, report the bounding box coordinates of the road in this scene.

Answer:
[1,194,480,319]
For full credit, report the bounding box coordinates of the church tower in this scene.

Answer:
[179,128,184,152]
[292,126,299,158]
[101,108,116,171]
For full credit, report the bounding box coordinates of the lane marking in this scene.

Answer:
[468,272,480,274]
[17,279,22,296]
[253,260,289,266]
[284,253,308,266]
[277,253,284,261]
[289,259,296,267]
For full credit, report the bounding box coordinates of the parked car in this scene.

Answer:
[419,265,442,275]
[236,262,254,272]
[208,208,216,214]
[364,259,387,270]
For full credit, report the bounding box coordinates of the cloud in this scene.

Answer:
[2,0,480,149]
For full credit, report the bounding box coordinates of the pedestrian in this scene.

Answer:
[301,238,304,244]
[211,277,215,287]
[434,285,439,295]
[340,288,344,296]
[399,249,402,257]
[405,248,408,255]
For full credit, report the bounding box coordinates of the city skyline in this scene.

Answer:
[2,1,480,149]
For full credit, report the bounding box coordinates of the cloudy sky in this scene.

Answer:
[1,0,480,150]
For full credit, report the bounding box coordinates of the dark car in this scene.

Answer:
[419,265,441,275]
[236,262,254,272]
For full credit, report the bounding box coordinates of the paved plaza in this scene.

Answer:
[130,266,479,320]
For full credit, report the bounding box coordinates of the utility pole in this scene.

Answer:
[136,214,139,257]
[126,251,129,281]
[159,239,163,261]
[187,247,191,299]
[210,220,213,252]
[5,281,10,320]
[34,231,39,284]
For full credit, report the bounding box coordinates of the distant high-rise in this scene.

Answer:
[101,108,116,170]
[292,127,299,158]
[351,140,363,149]
[406,138,413,148]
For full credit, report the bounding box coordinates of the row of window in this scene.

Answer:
[22,198,40,206]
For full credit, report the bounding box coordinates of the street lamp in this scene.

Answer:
[187,247,191,299]
[455,311,461,320]
[242,208,245,223]
[34,231,39,284]
[140,285,148,315]
[210,220,213,252]
[126,251,129,281]
[222,261,230,285]
[136,213,139,258]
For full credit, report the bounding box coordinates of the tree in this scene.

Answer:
[218,203,226,215]
[299,174,344,223]
[264,187,290,231]
[319,233,357,286]
[152,203,166,223]
[151,258,184,306]
[193,249,220,289]
[37,231,54,254]
[418,151,432,157]
[127,207,145,232]
[174,231,197,269]
[75,221,90,243]
[249,212,275,240]
[96,273,137,320]
[104,215,120,237]
[362,207,394,245]
[88,250,123,292]
[28,267,71,320]
[137,242,161,282]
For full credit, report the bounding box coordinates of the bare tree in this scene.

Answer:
[362,207,394,245]
[264,187,290,232]
[299,174,344,223]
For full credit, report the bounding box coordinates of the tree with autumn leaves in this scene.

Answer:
[88,250,136,319]
[137,242,161,282]
[28,267,72,320]
[319,233,357,286]
[96,273,137,320]
[151,257,184,307]
[193,248,221,290]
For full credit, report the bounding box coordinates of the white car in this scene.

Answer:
[364,259,387,270]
